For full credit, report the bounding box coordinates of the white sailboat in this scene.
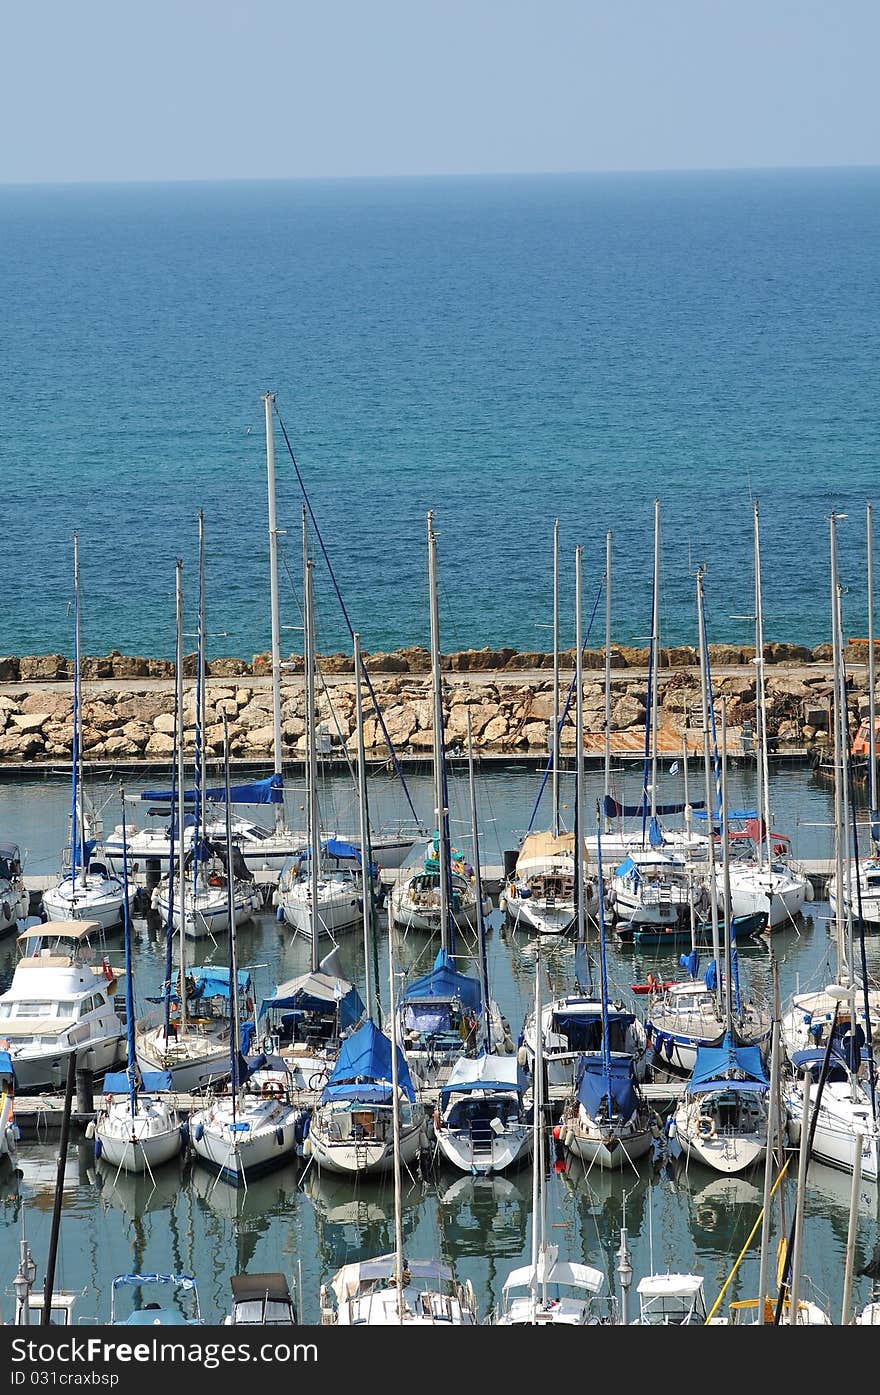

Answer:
[782,510,880,1181]
[189,719,302,1186]
[92,804,183,1176]
[43,533,127,933]
[494,939,611,1324]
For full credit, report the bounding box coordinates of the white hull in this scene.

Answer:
[152,881,262,939]
[307,1118,424,1176]
[278,881,362,941]
[719,863,809,928]
[828,872,880,927]
[436,1124,532,1176]
[190,1096,300,1181]
[6,1034,124,1093]
[134,1022,232,1094]
[94,1098,184,1174]
[0,880,30,937]
[672,1098,768,1175]
[42,881,126,930]
[500,892,576,936]
[784,1080,880,1181]
[390,877,490,936]
[562,1122,654,1171]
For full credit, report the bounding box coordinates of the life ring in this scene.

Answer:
[697,1114,715,1139]
[262,1079,285,1099]
[262,1035,275,1056]
[773,842,787,858]
[208,874,224,888]
[102,958,115,983]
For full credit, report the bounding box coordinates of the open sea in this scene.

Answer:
[2,167,880,1329]
[2,167,880,663]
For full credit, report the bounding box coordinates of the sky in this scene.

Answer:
[1,1,878,184]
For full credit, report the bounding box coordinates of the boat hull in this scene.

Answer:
[307,1119,424,1176]
[94,1100,184,1174]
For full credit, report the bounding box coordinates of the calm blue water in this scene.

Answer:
[2,169,880,664]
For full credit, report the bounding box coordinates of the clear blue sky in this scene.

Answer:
[2,0,877,183]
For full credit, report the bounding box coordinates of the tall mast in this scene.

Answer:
[650,499,661,823]
[223,712,241,1129]
[193,511,206,914]
[575,545,586,947]
[868,502,878,846]
[387,921,405,1322]
[71,532,86,889]
[551,518,560,838]
[830,513,848,981]
[529,940,544,1322]
[305,550,321,973]
[427,513,451,955]
[263,391,285,835]
[354,631,374,1022]
[720,699,734,1035]
[697,568,722,1014]
[754,499,772,873]
[175,560,187,1034]
[466,711,491,1052]
[603,530,613,832]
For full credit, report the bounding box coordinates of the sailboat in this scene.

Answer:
[520,547,648,1092]
[394,515,513,1091]
[43,533,127,932]
[557,803,657,1172]
[500,520,598,935]
[92,801,184,1175]
[276,533,368,944]
[643,568,771,1075]
[188,718,302,1185]
[782,510,880,1181]
[669,703,772,1176]
[135,563,255,1094]
[318,911,480,1326]
[717,499,811,930]
[493,938,611,1324]
[828,500,880,929]
[432,714,532,1177]
[149,515,262,940]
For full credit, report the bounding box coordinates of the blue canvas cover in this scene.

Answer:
[603,795,705,819]
[140,773,283,805]
[102,1070,173,1094]
[152,966,252,1004]
[0,1050,14,1081]
[402,948,483,1013]
[321,1018,415,1103]
[688,1032,768,1092]
[576,1055,639,1120]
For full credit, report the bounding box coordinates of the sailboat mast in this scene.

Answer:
[754,499,772,873]
[697,569,722,1014]
[834,574,859,1048]
[175,559,187,1034]
[196,512,206,870]
[603,530,613,832]
[575,545,585,946]
[529,941,544,1322]
[466,711,491,1052]
[551,518,560,838]
[222,714,240,1130]
[263,391,285,836]
[119,793,137,1118]
[720,700,734,1036]
[868,502,878,842]
[830,513,848,980]
[353,631,374,1022]
[305,553,321,972]
[72,532,86,888]
[387,923,405,1321]
[427,514,451,955]
[650,499,661,824]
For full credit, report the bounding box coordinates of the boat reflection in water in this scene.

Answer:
[303,1166,424,1274]
[435,1169,533,1320]
[93,1152,189,1220]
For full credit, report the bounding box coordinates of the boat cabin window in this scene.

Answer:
[232,1299,295,1324]
[1,999,78,1019]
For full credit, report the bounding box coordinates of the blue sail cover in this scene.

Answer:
[140,773,283,805]
[151,966,252,1003]
[321,1019,415,1103]
[576,1055,639,1120]
[402,948,482,1013]
[603,795,705,820]
[688,1033,768,1093]
[103,1070,173,1094]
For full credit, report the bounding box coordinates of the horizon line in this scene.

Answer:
[2,160,879,191]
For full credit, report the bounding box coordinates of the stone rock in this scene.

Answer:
[147,659,175,678]
[145,732,176,757]
[615,646,650,668]
[82,701,122,732]
[153,712,176,734]
[707,644,746,666]
[20,691,71,718]
[110,654,151,679]
[481,715,511,744]
[10,712,49,733]
[611,694,646,730]
[19,654,70,680]
[811,643,833,662]
[766,676,813,699]
[764,642,813,664]
[318,653,356,675]
[659,646,699,668]
[0,732,44,757]
[396,647,432,673]
[447,648,516,672]
[0,657,20,681]
[237,696,276,727]
[502,651,550,670]
[120,721,151,747]
[384,704,419,745]
[244,724,276,748]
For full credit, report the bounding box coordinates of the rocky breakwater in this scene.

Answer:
[0,639,874,768]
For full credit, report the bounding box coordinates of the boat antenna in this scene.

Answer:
[119,789,137,1121]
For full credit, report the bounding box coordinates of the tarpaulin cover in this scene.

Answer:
[259,968,365,1031]
[321,1018,415,1102]
[102,1070,173,1093]
[603,795,704,819]
[402,947,482,1012]
[688,1032,768,1091]
[140,774,283,805]
[440,1053,526,1108]
[576,1055,639,1120]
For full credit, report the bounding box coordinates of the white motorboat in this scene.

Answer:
[433,1053,532,1177]
[607,849,691,931]
[224,1272,297,1325]
[0,920,125,1092]
[319,1254,479,1326]
[631,1273,709,1325]
[0,843,30,938]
